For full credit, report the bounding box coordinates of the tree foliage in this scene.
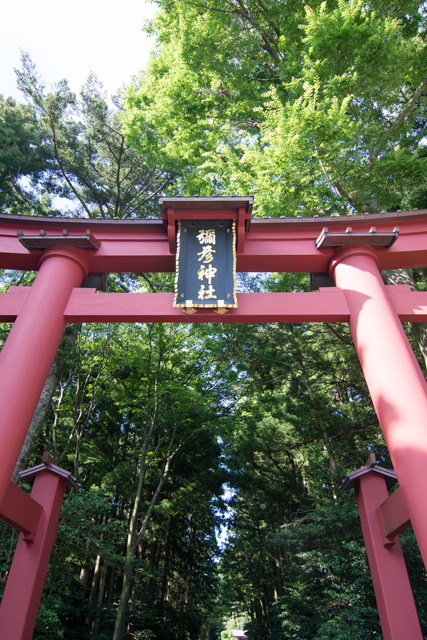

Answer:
[123,0,427,215]
[2,2,427,638]
[1,53,173,218]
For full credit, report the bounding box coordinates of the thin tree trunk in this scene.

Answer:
[296,353,339,494]
[87,554,102,626]
[146,536,163,604]
[92,562,108,637]
[274,549,284,599]
[158,518,172,603]
[184,518,196,606]
[113,450,175,640]
[106,566,115,606]
[11,323,81,482]
[114,560,135,640]
[11,361,62,482]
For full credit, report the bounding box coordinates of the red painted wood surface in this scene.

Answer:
[0,481,42,540]
[3,285,427,324]
[0,470,67,640]
[379,486,411,543]
[0,247,88,507]
[331,244,427,572]
[1,209,427,273]
[2,208,427,639]
[355,472,422,640]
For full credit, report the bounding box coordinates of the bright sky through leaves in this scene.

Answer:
[0,0,156,101]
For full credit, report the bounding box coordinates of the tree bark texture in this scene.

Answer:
[11,361,62,482]
[11,323,80,482]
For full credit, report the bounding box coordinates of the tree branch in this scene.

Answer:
[371,74,427,162]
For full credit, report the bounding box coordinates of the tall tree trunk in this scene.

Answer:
[158,518,172,603]
[297,354,339,494]
[11,323,80,482]
[92,563,108,637]
[146,536,159,604]
[87,554,102,626]
[106,566,115,606]
[184,517,196,606]
[114,560,136,640]
[113,448,175,640]
[274,547,284,599]
[11,361,61,482]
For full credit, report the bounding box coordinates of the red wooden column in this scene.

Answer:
[330,244,427,569]
[0,453,78,640]
[0,246,88,505]
[342,457,423,640]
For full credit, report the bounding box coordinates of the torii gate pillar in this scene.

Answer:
[0,246,88,506]
[330,244,427,569]
[342,455,423,640]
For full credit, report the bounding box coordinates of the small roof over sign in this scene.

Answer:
[158,195,253,214]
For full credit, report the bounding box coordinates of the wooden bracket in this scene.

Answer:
[166,208,176,254]
[341,453,412,547]
[237,207,247,253]
[182,300,197,315]
[214,300,228,314]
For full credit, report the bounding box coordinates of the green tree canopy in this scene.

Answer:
[123,0,427,216]
[1,53,174,218]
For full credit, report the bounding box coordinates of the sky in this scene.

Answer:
[0,0,157,102]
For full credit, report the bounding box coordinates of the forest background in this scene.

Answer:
[1,0,427,639]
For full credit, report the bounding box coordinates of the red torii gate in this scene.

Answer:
[1,196,427,639]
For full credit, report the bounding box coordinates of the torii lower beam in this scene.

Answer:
[1,285,427,324]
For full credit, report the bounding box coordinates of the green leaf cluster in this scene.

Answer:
[123,0,427,216]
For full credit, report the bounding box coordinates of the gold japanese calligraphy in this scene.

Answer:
[174,219,237,309]
[196,229,216,245]
[198,264,217,284]
[197,245,216,264]
[197,230,217,299]
[198,284,216,299]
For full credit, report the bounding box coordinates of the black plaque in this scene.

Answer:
[174,219,237,308]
